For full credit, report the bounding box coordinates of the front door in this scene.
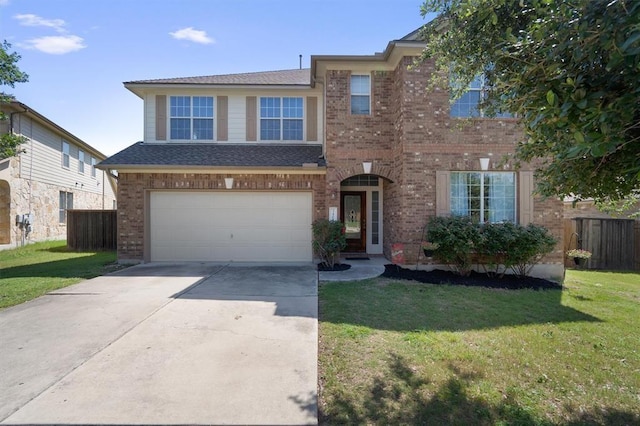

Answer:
[341,191,366,252]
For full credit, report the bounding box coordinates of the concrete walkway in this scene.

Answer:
[0,263,317,425]
[318,255,388,282]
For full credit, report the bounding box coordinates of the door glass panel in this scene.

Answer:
[344,195,361,239]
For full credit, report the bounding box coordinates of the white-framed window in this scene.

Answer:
[350,74,370,115]
[62,141,70,168]
[450,172,516,223]
[451,74,513,118]
[170,96,214,140]
[59,191,73,223]
[91,157,97,178]
[78,150,85,174]
[259,97,303,141]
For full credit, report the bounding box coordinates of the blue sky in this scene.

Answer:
[1,0,435,156]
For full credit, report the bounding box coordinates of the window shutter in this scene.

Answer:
[306,96,318,141]
[435,171,451,217]
[246,96,257,141]
[217,96,228,141]
[155,95,167,141]
[519,171,534,225]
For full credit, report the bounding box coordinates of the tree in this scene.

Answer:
[420,0,640,203]
[1,40,29,160]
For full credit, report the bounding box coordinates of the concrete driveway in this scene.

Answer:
[0,263,318,425]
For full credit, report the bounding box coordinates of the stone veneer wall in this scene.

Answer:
[323,56,565,269]
[117,172,326,262]
[1,158,116,246]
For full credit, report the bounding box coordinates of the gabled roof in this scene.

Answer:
[97,142,325,170]
[124,69,311,86]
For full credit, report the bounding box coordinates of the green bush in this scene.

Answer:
[312,219,347,268]
[425,216,479,276]
[426,217,557,278]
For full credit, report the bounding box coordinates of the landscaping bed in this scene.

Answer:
[382,264,561,290]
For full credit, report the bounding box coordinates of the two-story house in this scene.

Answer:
[98,30,564,281]
[0,100,117,248]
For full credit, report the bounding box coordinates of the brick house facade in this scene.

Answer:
[99,31,564,281]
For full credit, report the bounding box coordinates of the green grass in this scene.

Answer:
[318,270,640,425]
[0,240,118,309]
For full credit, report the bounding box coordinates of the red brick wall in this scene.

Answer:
[117,172,326,261]
[324,56,564,265]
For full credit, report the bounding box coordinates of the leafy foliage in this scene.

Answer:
[426,217,556,277]
[312,219,347,268]
[420,0,640,202]
[425,216,479,276]
[1,40,29,160]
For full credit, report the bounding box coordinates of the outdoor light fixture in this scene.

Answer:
[224,177,234,189]
[480,158,490,171]
[362,161,372,174]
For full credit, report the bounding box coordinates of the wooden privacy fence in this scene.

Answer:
[67,210,117,251]
[564,217,638,270]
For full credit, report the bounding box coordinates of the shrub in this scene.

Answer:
[508,224,557,278]
[426,217,557,278]
[425,216,480,276]
[312,219,347,268]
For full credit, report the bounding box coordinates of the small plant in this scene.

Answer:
[567,249,592,259]
[312,219,347,269]
[421,241,440,250]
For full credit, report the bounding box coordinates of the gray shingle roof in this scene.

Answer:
[125,69,311,86]
[98,142,325,169]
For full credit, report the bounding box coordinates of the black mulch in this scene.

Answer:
[317,263,352,272]
[382,264,561,290]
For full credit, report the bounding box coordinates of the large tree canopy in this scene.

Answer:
[1,40,29,160]
[420,0,640,202]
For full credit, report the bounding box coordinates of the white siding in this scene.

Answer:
[143,89,324,145]
[14,115,114,199]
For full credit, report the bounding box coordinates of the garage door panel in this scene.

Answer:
[150,192,312,262]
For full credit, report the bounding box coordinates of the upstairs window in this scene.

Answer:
[350,74,370,115]
[78,150,85,174]
[450,74,513,118]
[91,157,97,178]
[260,97,303,141]
[170,96,214,140]
[62,141,70,168]
[450,172,516,223]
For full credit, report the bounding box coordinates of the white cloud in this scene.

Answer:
[21,35,86,54]
[169,27,214,44]
[14,13,67,33]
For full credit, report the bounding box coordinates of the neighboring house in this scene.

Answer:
[0,101,117,248]
[98,30,564,281]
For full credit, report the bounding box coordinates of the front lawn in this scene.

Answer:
[318,270,640,425]
[0,240,118,309]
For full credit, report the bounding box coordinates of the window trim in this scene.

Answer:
[259,96,304,141]
[169,95,215,141]
[350,74,371,115]
[450,171,517,223]
[90,156,97,178]
[61,141,70,169]
[59,191,73,224]
[78,150,85,174]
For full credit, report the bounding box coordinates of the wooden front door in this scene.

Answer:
[341,191,366,252]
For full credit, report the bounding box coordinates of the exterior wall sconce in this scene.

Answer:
[224,177,234,189]
[362,161,372,174]
[479,158,490,171]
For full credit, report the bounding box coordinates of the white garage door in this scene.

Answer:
[150,191,312,262]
